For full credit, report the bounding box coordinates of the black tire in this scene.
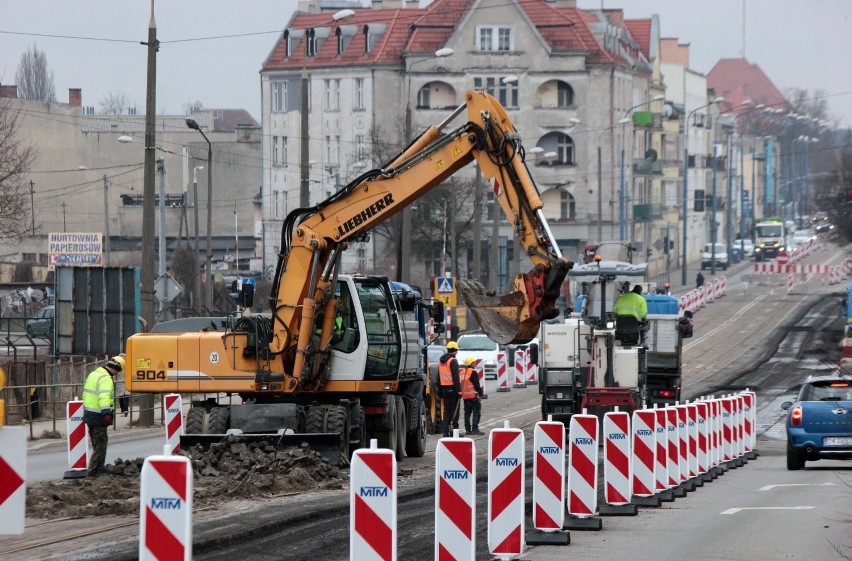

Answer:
[326,405,350,461]
[395,397,407,461]
[786,446,805,470]
[349,403,366,457]
[208,407,230,434]
[406,398,427,458]
[185,407,206,434]
[376,397,396,451]
[306,405,327,434]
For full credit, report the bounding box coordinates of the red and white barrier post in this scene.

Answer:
[473,359,486,397]
[721,397,735,466]
[600,409,637,515]
[686,403,700,483]
[631,409,656,498]
[164,394,184,455]
[525,347,537,384]
[741,390,759,458]
[139,445,193,561]
[351,440,396,561]
[695,401,712,480]
[495,351,510,393]
[513,349,526,389]
[565,412,602,529]
[665,406,681,490]
[435,432,476,560]
[653,407,670,498]
[64,399,89,479]
[528,418,570,545]
[0,426,26,535]
[675,405,689,485]
[488,421,525,558]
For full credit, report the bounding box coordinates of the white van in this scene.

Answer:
[701,243,728,270]
[456,331,501,379]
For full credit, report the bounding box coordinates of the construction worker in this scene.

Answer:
[461,357,485,436]
[696,271,705,289]
[438,341,461,437]
[82,355,124,477]
[613,284,648,321]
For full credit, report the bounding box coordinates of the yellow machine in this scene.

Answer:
[126,91,572,460]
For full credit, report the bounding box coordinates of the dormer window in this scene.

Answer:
[306,28,317,57]
[336,28,344,55]
[284,30,292,58]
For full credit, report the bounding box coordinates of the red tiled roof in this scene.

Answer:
[707,58,789,114]
[262,0,640,72]
[625,19,651,60]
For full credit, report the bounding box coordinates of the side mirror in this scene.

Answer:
[431,301,445,320]
[781,401,793,410]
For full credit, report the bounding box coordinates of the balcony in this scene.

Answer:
[633,203,663,220]
[632,111,662,128]
[632,158,664,175]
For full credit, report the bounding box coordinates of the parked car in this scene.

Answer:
[26,305,54,336]
[456,331,501,379]
[735,239,754,258]
[700,243,729,270]
[782,375,852,470]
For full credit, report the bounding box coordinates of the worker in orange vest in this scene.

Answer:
[438,341,462,437]
[460,357,485,436]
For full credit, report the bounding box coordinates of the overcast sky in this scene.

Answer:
[1,0,850,126]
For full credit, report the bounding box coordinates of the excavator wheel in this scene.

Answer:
[185,407,206,434]
[208,407,230,434]
[375,397,397,454]
[349,403,366,458]
[326,405,350,461]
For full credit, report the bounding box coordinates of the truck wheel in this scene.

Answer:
[395,397,407,461]
[208,407,230,434]
[349,403,366,455]
[786,446,805,470]
[376,397,396,452]
[326,405,350,462]
[185,407,206,434]
[406,398,427,458]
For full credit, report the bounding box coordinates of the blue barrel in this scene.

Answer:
[644,294,679,315]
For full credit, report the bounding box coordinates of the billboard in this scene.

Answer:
[48,232,103,269]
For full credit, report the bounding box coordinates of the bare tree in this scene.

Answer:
[0,98,37,241]
[99,90,134,115]
[15,43,56,102]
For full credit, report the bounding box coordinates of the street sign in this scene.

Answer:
[154,274,184,303]
[434,277,456,307]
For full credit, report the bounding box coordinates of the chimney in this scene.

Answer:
[69,88,82,107]
[0,84,18,98]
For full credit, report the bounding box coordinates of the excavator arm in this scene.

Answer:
[270,90,572,391]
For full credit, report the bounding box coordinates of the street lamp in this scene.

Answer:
[619,95,664,241]
[191,164,204,313]
[401,47,454,283]
[680,96,724,286]
[185,118,213,309]
[565,119,618,243]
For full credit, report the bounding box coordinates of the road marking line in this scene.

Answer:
[720,506,816,515]
[758,483,836,491]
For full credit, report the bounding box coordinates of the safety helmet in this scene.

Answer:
[447,341,459,351]
[464,357,475,366]
[106,354,125,372]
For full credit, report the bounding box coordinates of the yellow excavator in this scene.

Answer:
[125,91,572,461]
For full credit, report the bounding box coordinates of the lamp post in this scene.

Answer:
[192,164,203,313]
[185,118,213,309]
[619,95,664,241]
[400,47,454,283]
[680,96,724,286]
[732,104,764,257]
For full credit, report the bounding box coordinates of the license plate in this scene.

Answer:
[823,437,852,446]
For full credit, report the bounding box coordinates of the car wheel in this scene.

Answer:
[786,445,805,470]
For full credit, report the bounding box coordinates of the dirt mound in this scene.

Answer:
[27,437,347,520]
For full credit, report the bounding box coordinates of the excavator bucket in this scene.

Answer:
[458,280,540,345]
[180,432,344,466]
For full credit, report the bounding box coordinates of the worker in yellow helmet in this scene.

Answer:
[460,357,485,436]
[82,354,124,477]
[438,341,461,437]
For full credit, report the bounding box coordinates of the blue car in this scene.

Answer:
[782,375,852,470]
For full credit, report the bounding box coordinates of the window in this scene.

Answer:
[306,28,318,57]
[336,28,344,55]
[324,80,339,110]
[473,77,518,108]
[557,82,574,107]
[326,136,332,162]
[560,190,576,220]
[273,190,280,219]
[356,135,366,160]
[283,136,288,166]
[357,248,367,271]
[272,136,283,166]
[272,81,286,112]
[335,135,341,165]
[355,78,365,110]
[556,134,576,165]
[417,85,430,109]
[477,25,513,51]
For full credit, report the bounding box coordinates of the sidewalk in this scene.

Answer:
[25,411,164,453]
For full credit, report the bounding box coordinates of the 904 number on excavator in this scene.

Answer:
[135,370,167,381]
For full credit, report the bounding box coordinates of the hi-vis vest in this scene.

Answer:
[461,368,477,399]
[83,367,114,413]
[612,292,647,320]
[438,357,457,387]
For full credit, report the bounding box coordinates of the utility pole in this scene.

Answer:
[472,167,482,282]
[489,192,499,290]
[102,175,111,266]
[61,202,67,232]
[30,180,35,235]
[139,0,158,426]
[157,158,167,321]
[300,65,310,208]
